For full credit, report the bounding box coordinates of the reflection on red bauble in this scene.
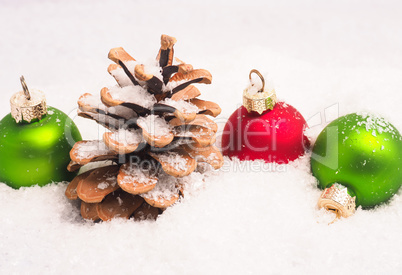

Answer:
[221,101,309,163]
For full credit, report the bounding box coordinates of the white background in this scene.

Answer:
[1,0,402,274]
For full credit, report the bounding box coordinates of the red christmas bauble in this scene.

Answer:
[221,70,309,163]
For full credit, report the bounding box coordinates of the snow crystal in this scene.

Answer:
[157,152,188,172]
[12,89,45,105]
[79,94,136,120]
[109,60,139,86]
[97,182,109,190]
[116,196,123,206]
[177,171,206,195]
[120,164,158,185]
[80,94,105,110]
[81,113,125,129]
[108,85,156,109]
[206,152,218,162]
[114,59,163,86]
[143,58,163,81]
[110,128,142,145]
[174,127,210,140]
[90,172,117,190]
[74,141,112,160]
[107,105,136,119]
[163,79,188,92]
[245,77,263,95]
[109,66,133,87]
[244,73,275,95]
[356,113,397,136]
[160,98,199,114]
[124,60,137,75]
[137,115,172,137]
[140,171,178,201]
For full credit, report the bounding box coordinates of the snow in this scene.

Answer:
[80,93,106,110]
[137,115,173,137]
[80,93,136,119]
[160,98,199,114]
[140,171,179,201]
[108,85,157,109]
[110,128,142,145]
[124,60,137,77]
[106,105,136,119]
[143,58,164,81]
[245,72,275,95]
[157,152,189,172]
[108,60,138,87]
[74,140,112,161]
[109,64,131,87]
[119,163,158,185]
[12,89,45,105]
[2,0,402,274]
[356,112,399,136]
[97,182,109,190]
[163,79,188,92]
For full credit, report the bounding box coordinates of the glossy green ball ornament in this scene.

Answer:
[311,113,402,216]
[0,77,82,188]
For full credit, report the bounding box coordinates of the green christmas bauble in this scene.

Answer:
[0,106,82,189]
[311,113,402,209]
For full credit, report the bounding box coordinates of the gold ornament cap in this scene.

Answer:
[243,69,277,114]
[10,76,47,123]
[318,183,356,218]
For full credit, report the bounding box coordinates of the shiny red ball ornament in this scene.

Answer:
[221,70,309,163]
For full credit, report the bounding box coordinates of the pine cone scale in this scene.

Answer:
[76,165,120,203]
[96,190,144,221]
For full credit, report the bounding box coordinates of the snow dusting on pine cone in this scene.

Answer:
[66,35,223,222]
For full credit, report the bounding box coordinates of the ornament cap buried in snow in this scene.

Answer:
[243,69,277,114]
[10,76,47,123]
[317,184,356,218]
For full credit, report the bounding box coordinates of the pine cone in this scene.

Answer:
[65,35,223,221]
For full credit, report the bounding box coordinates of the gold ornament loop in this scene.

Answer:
[20,75,31,100]
[249,69,265,93]
[243,69,277,114]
